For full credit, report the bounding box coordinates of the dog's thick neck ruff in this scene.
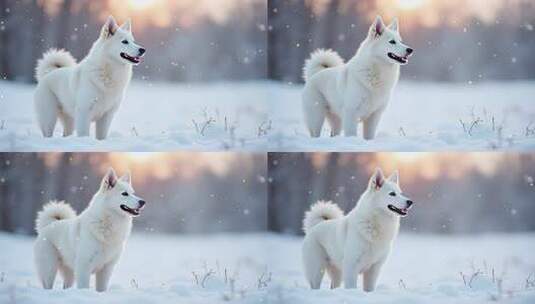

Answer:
[85,192,133,244]
[349,191,400,242]
[84,40,133,89]
[347,44,400,91]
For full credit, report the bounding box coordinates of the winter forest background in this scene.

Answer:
[0,0,267,83]
[268,0,535,83]
[268,152,535,235]
[0,153,267,235]
[1,0,534,84]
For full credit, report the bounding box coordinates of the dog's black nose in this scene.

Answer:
[138,200,146,207]
[138,48,146,56]
[406,200,414,207]
[406,48,413,55]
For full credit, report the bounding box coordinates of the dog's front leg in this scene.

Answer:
[75,242,97,289]
[342,241,365,289]
[342,108,357,137]
[95,260,117,292]
[362,257,386,292]
[95,109,116,140]
[75,106,92,137]
[75,258,92,289]
[363,108,385,140]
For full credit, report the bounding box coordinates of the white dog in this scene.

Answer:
[302,168,414,291]
[34,168,146,291]
[302,16,413,139]
[34,16,146,140]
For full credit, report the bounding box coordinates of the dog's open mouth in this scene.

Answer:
[120,204,143,217]
[387,52,408,65]
[120,52,142,64]
[387,204,409,217]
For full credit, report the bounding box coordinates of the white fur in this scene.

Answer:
[302,16,413,139]
[34,16,146,140]
[34,169,146,292]
[302,200,344,234]
[302,168,414,291]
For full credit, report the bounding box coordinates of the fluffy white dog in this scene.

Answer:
[34,16,146,139]
[34,168,146,291]
[302,16,413,139]
[302,168,414,291]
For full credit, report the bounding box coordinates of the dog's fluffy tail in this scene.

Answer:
[35,200,76,234]
[303,49,344,82]
[303,200,344,234]
[35,49,76,82]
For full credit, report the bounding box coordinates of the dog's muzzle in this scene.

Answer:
[387,52,409,65]
[120,52,143,65]
[120,203,145,217]
[387,204,410,217]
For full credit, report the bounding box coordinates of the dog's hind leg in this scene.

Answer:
[302,238,327,289]
[34,238,59,289]
[34,85,59,137]
[302,87,326,138]
[59,265,74,289]
[326,111,341,137]
[326,264,342,289]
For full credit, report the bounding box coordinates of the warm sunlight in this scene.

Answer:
[395,0,427,11]
[125,152,161,163]
[128,0,159,11]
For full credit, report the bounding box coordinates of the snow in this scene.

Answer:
[1,80,534,151]
[0,232,270,304]
[268,81,535,151]
[1,232,534,303]
[0,81,270,151]
[265,233,535,304]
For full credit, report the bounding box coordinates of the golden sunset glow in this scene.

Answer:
[395,0,428,11]
[128,0,159,11]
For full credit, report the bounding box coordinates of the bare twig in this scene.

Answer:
[525,122,535,137]
[257,271,272,289]
[257,120,272,137]
[192,268,216,288]
[526,273,535,289]
[192,109,216,136]
[131,126,139,137]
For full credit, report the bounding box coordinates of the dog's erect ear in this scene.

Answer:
[368,168,385,190]
[369,15,385,38]
[388,18,399,32]
[119,171,131,185]
[101,168,118,191]
[101,16,119,39]
[387,170,399,185]
[120,19,132,32]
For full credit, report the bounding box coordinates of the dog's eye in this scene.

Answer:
[389,40,396,45]
[122,191,129,196]
[122,40,129,45]
[389,191,396,196]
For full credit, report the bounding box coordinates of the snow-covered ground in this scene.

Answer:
[0,232,270,304]
[1,232,534,303]
[268,81,535,151]
[2,80,535,151]
[0,81,270,151]
[264,233,535,304]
